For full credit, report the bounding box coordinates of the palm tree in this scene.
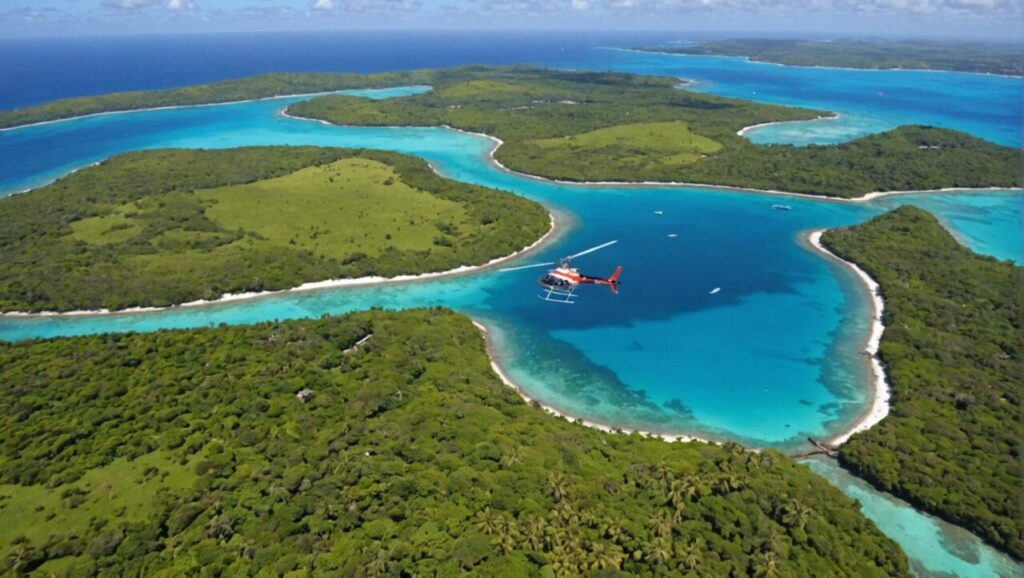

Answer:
[780,499,812,530]
[678,539,703,572]
[588,542,625,570]
[366,545,391,577]
[523,516,547,552]
[650,510,674,538]
[475,507,502,535]
[494,519,517,555]
[751,550,782,578]
[647,537,673,563]
[549,471,570,503]
[664,479,682,508]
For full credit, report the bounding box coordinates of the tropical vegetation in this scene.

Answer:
[0,308,910,576]
[822,206,1022,559]
[0,147,549,313]
[288,67,1019,196]
[638,39,1024,76]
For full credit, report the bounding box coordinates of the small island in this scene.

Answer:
[0,147,550,313]
[636,39,1024,77]
[0,308,910,576]
[822,207,1022,559]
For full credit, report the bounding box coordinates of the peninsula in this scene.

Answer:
[822,206,1022,559]
[636,39,1024,77]
[0,147,550,313]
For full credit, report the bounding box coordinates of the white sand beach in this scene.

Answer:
[806,230,891,446]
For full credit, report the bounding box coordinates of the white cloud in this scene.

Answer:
[103,0,162,10]
[167,0,198,11]
[311,0,334,10]
[571,0,591,9]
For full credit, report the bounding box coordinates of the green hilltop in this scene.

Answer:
[0,308,909,577]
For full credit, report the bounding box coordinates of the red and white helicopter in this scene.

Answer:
[500,240,622,304]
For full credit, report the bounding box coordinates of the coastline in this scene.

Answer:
[440,123,1019,204]
[805,230,891,447]
[470,319,717,446]
[0,86,432,133]
[617,47,1024,80]
[1,212,561,319]
[735,113,841,138]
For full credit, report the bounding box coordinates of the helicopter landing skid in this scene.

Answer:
[539,287,576,304]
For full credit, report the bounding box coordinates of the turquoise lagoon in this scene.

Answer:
[0,60,1021,576]
[553,49,1023,148]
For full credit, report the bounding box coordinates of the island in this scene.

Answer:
[0,147,550,313]
[0,308,910,576]
[821,206,1022,559]
[636,39,1024,77]
[2,67,1018,198]
[287,67,1019,197]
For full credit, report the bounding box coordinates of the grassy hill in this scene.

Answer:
[0,308,909,576]
[822,207,1022,558]
[0,147,550,313]
[287,67,1019,197]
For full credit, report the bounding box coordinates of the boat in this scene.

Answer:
[667,233,678,238]
[772,204,792,211]
[709,287,721,295]
[653,210,664,215]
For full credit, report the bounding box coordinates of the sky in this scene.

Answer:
[1,0,1022,39]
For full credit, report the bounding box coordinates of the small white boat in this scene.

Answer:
[709,287,721,295]
[667,233,678,238]
[772,204,792,211]
[653,210,664,215]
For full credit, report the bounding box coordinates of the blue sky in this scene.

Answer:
[2,0,1022,38]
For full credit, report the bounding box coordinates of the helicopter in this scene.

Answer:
[499,240,622,304]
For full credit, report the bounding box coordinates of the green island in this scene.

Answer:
[1,67,1017,197]
[637,39,1024,76]
[0,147,549,313]
[0,308,909,576]
[821,206,1022,559]
[286,67,1019,197]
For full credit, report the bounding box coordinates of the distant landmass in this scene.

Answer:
[823,206,1023,559]
[636,39,1024,77]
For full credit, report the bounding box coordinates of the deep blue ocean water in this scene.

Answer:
[1,33,1020,575]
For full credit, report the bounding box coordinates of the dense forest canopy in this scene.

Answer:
[287,67,1019,197]
[0,147,549,313]
[637,39,1024,76]
[822,206,1022,559]
[0,308,910,576]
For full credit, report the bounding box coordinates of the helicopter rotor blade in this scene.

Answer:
[499,261,555,272]
[564,240,618,261]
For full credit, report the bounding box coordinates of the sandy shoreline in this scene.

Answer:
[471,320,717,446]
[806,230,891,446]
[736,113,841,138]
[1,212,560,319]
[0,86,432,133]
[439,125,1018,204]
